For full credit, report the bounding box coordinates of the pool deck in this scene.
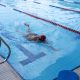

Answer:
[0,56,22,80]
[74,67,80,79]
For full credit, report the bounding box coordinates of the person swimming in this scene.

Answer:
[17,23,59,51]
[25,33,46,42]
[24,23,47,42]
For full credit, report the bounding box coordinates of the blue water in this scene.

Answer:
[0,0,80,80]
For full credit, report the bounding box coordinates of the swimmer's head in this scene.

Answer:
[39,35,46,42]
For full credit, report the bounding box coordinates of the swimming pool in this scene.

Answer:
[0,0,80,80]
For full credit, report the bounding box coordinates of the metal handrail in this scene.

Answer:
[0,37,11,64]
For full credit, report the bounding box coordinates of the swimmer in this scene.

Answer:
[17,23,59,51]
[24,23,46,42]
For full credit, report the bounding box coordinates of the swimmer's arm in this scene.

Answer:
[16,28,27,36]
[44,41,59,51]
[24,23,31,33]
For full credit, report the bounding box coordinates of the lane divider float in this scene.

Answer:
[0,3,6,7]
[33,1,80,14]
[13,8,80,35]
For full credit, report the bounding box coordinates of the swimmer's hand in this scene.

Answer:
[24,23,31,33]
[50,46,60,51]
[44,41,60,51]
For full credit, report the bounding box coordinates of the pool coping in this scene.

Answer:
[0,56,23,80]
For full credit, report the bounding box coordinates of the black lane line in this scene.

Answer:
[16,44,46,66]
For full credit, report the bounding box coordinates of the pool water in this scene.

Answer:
[0,0,80,80]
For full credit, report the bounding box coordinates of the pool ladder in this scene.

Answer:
[0,37,11,64]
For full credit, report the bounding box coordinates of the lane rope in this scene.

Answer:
[0,4,6,7]
[0,3,80,35]
[13,8,80,35]
[33,1,80,14]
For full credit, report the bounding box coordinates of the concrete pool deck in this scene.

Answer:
[0,56,22,80]
[74,66,80,79]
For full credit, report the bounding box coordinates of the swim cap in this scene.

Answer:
[39,35,46,41]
